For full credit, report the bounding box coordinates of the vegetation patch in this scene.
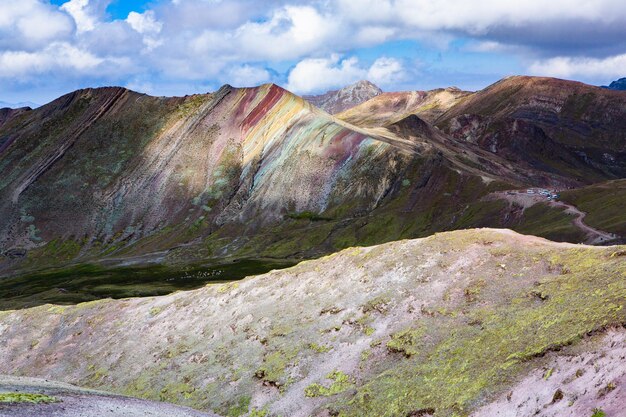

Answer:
[309,343,332,353]
[226,396,251,417]
[255,350,297,387]
[287,211,333,221]
[362,296,391,314]
[304,371,355,397]
[386,327,426,357]
[0,392,58,404]
[591,409,606,417]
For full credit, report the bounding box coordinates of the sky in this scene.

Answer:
[1,0,626,105]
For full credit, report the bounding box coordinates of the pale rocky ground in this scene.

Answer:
[0,229,625,416]
[0,375,216,417]
[472,328,626,417]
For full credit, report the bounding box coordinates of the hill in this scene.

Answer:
[1,229,625,417]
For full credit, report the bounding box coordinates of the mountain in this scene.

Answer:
[303,80,382,114]
[1,77,626,287]
[432,76,626,180]
[0,100,39,109]
[1,229,625,417]
[604,77,626,90]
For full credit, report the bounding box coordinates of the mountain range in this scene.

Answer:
[0,101,39,110]
[1,75,625,278]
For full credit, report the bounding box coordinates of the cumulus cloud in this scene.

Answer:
[127,11,162,35]
[286,55,407,94]
[61,0,98,33]
[0,0,73,48]
[126,10,163,50]
[0,42,103,78]
[227,65,272,87]
[528,54,626,79]
[367,57,407,85]
[234,6,340,61]
[3,0,626,103]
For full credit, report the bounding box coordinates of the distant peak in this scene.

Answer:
[304,80,383,114]
[341,80,383,93]
[605,77,626,91]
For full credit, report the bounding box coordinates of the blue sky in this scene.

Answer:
[2,0,626,105]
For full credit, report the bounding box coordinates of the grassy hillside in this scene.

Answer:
[560,180,626,236]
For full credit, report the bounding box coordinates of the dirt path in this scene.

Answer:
[0,375,218,417]
[492,190,618,245]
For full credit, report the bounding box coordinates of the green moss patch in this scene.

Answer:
[386,327,426,358]
[305,371,355,397]
[0,392,59,404]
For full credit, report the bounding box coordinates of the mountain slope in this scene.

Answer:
[303,80,382,114]
[1,229,625,417]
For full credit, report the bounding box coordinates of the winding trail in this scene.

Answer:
[492,190,618,245]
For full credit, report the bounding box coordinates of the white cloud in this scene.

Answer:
[286,55,366,94]
[61,0,98,33]
[367,57,407,85]
[234,6,340,61]
[126,10,163,51]
[227,65,271,87]
[465,41,508,53]
[127,11,162,35]
[4,0,626,102]
[0,42,116,78]
[286,55,407,94]
[0,0,73,47]
[528,54,626,79]
[394,0,626,32]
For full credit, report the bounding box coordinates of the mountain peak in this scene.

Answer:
[303,80,382,114]
[605,77,626,91]
[347,79,382,90]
